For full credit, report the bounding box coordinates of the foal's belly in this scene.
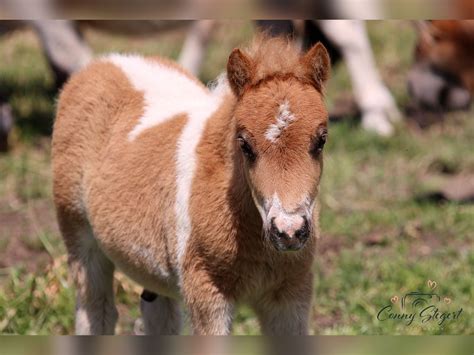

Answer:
[87,177,181,298]
[85,115,188,299]
[111,252,180,299]
[92,225,181,299]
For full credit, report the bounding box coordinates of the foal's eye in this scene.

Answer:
[310,129,327,157]
[237,135,256,162]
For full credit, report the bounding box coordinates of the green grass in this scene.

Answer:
[0,21,473,335]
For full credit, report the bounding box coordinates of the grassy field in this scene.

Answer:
[0,21,473,335]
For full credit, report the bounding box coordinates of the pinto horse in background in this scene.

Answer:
[52,36,330,335]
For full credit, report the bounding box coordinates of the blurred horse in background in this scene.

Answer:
[26,20,214,88]
[0,20,214,152]
[408,21,474,113]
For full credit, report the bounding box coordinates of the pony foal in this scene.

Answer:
[52,36,330,335]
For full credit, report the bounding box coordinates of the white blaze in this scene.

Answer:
[265,100,296,142]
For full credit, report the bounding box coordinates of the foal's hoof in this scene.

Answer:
[133,318,145,335]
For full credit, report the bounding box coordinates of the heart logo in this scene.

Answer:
[444,297,452,304]
[391,296,399,304]
[428,280,437,290]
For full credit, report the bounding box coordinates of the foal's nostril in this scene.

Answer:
[294,216,310,241]
[270,218,289,239]
[269,215,310,251]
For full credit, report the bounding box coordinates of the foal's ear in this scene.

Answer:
[301,42,330,92]
[227,48,254,97]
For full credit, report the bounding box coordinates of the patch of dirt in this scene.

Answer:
[318,226,453,266]
[0,224,51,272]
[415,173,474,204]
[328,94,360,123]
[316,234,351,274]
[313,309,343,330]
[0,198,59,272]
[436,174,474,203]
[362,229,397,247]
[318,228,398,259]
[398,218,460,258]
[0,210,24,242]
[405,103,446,130]
[407,231,445,258]
[317,234,347,255]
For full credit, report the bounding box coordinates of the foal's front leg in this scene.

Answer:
[182,268,234,335]
[254,275,314,335]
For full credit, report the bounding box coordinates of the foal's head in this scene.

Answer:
[227,36,330,252]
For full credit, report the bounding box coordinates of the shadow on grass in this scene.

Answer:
[414,192,474,205]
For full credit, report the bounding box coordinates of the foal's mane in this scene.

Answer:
[242,34,311,88]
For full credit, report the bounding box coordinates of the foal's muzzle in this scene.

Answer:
[269,216,310,251]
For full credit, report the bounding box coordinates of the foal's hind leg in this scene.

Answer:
[138,290,182,335]
[58,210,118,335]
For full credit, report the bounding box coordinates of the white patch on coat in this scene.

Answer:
[207,72,231,97]
[174,76,227,278]
[106,54,215,141]
[107,54,227,281]
[265,100,296,142]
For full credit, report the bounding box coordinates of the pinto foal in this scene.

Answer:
[52,36,330,335]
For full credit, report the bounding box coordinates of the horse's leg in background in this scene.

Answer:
[0,23,21,152]
[255,20,296,36]
[318,20,401,136]
[255,20,308,49]
[0,103,13,152]
[32,20,92,89]
[178,20,215,77]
